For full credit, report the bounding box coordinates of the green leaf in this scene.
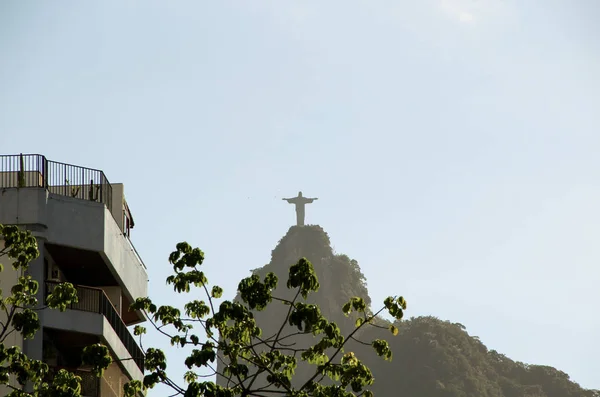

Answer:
[342,301,352,316]
[211,285,223,298]
[134,325,147,336]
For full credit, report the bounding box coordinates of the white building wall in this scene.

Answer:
[0,188,148,307]
[0,239,25,395]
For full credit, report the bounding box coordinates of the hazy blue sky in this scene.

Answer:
[1,1,599,394]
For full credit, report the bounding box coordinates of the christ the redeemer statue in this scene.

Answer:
[282,191,318,226]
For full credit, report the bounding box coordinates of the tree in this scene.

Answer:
[126,242,407,397]
[0,224,111,397]
[1,225,405,397]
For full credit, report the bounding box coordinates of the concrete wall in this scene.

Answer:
[102,360,129,397]
[42,310,144,383]
[46,194,105,252]
[0,188,147,394]
[0,171,44,188]
[23,239,46,369]
[102,208,147,304]
[0,187,48,226]
[0,188,148,309]
[0,236,45,394]
[0,239,25,395]
[111,184,125,233]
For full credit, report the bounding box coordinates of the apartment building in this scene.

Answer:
[0,154,147,397]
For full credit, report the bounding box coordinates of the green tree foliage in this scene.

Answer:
[0,224,112,397]
[127,241,406,397]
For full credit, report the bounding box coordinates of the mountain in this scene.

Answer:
[217,225,598,397]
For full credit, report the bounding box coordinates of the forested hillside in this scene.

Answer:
[219,225,598,397]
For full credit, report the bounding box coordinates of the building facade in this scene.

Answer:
[0,154,148,397]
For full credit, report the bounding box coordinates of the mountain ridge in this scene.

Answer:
[219,225,598,397]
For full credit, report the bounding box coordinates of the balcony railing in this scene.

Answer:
[46,366,100,397]
[0,153,112,212]
[45,281,145,372]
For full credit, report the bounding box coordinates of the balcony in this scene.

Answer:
[45,281,144,373]
[0,154,148,323]
[0,153,113,213]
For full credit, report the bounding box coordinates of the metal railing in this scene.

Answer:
[45,281,145,372]
[0,153,112,212]
[46,366,100,397]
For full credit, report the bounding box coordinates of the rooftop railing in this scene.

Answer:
[0,153,112,212]
[45,281,145,373]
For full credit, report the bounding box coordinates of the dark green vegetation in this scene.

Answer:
[234,225,599,397]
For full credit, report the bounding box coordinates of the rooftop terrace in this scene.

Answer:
[0,153,114,211]
[0,153,144,267]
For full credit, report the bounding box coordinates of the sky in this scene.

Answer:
[1,0,599,394]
